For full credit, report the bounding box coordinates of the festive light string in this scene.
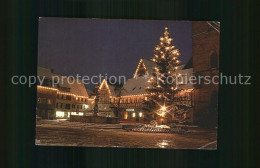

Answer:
[144,26,191,115]
[37,85,88,99]
[38,85,192,101]
[37,85,58,91]
[110,93,149,98]
[98,79,111,95]
[121,93,149,98]
[133,59,149,78]
[38,27,194,109]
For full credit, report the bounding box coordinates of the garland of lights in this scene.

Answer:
[37,85,88,99]
[145,27,182,117]
[133,59,149,78]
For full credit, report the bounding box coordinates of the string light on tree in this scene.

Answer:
[145,26,182,117]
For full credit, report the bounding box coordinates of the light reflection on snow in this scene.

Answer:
[157,140,170,148]
[156,125,170,129]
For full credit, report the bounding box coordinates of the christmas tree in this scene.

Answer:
[145,27,181,117]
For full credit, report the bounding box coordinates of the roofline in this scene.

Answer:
[98,79,111,95]
[133,59,149,79]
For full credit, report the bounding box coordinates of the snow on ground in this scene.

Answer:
[35,120,217,149]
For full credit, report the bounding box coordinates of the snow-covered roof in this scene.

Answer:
[54,75,71,88]
[37,66,89,97]
[142,59,154,75]
[98,79,119,97]
[121,77,149,96]
[107,84,119,97]
[121,60,194,96]
[66,78,89,97]
[133,59,155,78]
[37,67,54,79]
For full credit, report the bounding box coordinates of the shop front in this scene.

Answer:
[121,108,145,122]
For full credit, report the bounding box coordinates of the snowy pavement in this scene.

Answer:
[35,120,217,149]
[36,120,123,129]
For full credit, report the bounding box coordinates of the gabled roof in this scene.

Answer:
[108,84,120,97]
[98,79,119,97]
[121,58,194,96]
[67,78,89,97]
[142,59,154,75]
[133,59,154,78]
[121,77,149,96]
[37,66,89,97]
[37,67,54,79]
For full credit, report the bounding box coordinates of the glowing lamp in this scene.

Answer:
[161,106,167,111]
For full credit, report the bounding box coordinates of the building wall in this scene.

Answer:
[37,86,92,119]
[192,21,219,126]
[97,80,195,122]
[36,87,57,119]
[174,90,194,107]
[97,82,115,117]
[114,96,147,121]
[55,93,90,118]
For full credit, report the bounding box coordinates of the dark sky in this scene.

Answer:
[38,18,192,89]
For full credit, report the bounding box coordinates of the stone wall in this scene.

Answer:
[192,21,219,127]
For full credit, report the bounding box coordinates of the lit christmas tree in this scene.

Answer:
[145,27,181,117]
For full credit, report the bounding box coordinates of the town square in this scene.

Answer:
[36,19,219,149]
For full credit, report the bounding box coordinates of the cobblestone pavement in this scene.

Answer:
[35,120,217,149]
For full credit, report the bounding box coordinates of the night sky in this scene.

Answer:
[38,18,192,89]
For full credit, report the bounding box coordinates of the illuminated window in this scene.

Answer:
[139,112,143,117]
[84,104,89,109]
[132,113,136,117]
[124,112,128,119]
[56,111,64,118]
